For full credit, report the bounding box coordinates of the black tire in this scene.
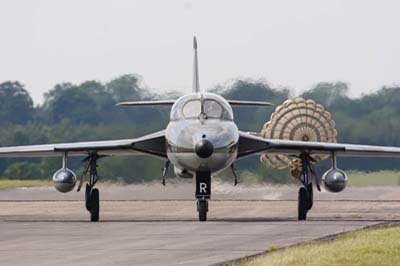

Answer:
[306,183,313,211]
[298,187,307,220]
[198,200,208,222]
[90,188,100,222]
[85,184,91,211]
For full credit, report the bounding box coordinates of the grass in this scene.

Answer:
[268,245,279,251]
[243,226,400,266]
[347,170,400,186]
[0,179,52,190]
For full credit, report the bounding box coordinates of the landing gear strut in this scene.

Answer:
[195,171,211,221]
[296,152,317,220]
[78,152,101,222]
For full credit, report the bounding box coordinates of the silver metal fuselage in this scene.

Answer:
[165,93,239,174]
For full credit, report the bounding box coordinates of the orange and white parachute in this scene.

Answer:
[259,98,337,171]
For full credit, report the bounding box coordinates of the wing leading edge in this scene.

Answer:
[237,131,400,159]
[116,100,273,107]
[0,130,167,159]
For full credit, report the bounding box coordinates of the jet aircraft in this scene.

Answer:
[3,37,400,222]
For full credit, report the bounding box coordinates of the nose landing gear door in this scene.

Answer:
[195,171,211,199]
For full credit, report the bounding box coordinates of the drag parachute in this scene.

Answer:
[259,98,337,177]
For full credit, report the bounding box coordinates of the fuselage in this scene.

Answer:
[165,93,239,174]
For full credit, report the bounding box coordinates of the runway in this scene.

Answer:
[0,183,399,266]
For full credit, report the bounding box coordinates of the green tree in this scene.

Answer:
[3,162,42,180]
[300,81,350,107]
[215,79,290,131]
[42,82,116,125]
[0,81,34,125]
[106,74,149,102]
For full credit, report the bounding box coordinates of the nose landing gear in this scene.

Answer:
[195,171,211,221]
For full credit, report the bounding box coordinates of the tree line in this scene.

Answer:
[0,75,399,183]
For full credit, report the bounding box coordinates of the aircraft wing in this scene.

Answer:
[0,130,167,159]
[227,100,274,107]
[237,131,400,159]
[117,100,175,106]
[116,100,274,107]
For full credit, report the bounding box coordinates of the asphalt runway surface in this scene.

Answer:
[0,182,399,266]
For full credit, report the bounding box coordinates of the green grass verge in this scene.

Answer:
[348,170,400,186]
[0,179,52,190]
[243,226,400,266]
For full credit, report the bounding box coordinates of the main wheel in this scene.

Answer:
[198,200,208,222]
[298,187,307,220]
[306,183,313,211]
[89,188,100,222]
[85,184,91,211]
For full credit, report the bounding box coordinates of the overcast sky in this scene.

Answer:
[1,0,400,103]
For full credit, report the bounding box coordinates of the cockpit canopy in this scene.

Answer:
[170,93,233,121]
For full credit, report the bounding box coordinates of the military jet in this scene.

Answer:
[2,37,400,222]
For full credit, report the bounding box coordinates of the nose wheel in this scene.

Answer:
[197,199,208,221]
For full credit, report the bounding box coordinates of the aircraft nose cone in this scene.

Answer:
[195,139,214,158]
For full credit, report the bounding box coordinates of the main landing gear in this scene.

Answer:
[78,152,102,222]
[195,171,211,221]
[296,152,319,220]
